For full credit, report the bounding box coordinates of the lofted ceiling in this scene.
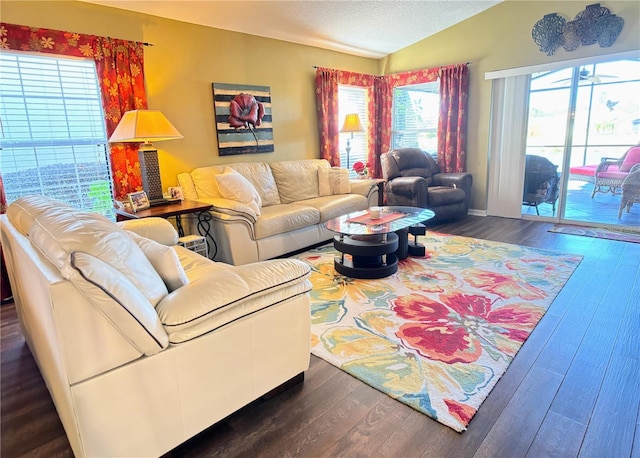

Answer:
[78,0,502,58]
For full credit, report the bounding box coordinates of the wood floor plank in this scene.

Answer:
[578,354,640,458]
[526,411,586,457]
[317,392,414,457]
[473,365,564,458]
[2,215,638,458]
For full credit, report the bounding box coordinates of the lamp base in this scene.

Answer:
[138,148,163,201]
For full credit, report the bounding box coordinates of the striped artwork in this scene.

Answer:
[212,82,274,155]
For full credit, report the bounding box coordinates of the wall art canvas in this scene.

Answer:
[212,82,274,156]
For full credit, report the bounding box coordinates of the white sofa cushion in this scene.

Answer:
[225,162,281,206]
[292,194,368,222]
[156,259,311,343]
[318,167,351,196]
[215,167,262,216]
[127,231,190,292]
[253,204,320,240]
[29,207,168,306]
[174,245,227,282]
[69,252,169,355]
[270,159,327,203]
[191,165,226,198]
[117,218,179,246]
[6,195,70,235]
[189,163,281,207]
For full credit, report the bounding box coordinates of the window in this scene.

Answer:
[0,52,114,218]
[338,85,369,177]
[392,82,439,155]
[527,60,640,167]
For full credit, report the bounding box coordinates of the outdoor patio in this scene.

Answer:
[522,178,640,230]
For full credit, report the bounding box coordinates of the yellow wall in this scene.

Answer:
[381,0,640,211]
[2,0,639,210]
[1,0,377,189]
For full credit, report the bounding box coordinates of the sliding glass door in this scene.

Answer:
[522,58,640,228]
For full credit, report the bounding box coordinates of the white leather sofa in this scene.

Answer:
[0,195,312,458]
[177,159,379,265]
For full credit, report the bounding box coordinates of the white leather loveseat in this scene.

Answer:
[177,159,379,265]
[0,195,312,457]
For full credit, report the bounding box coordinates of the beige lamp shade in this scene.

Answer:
[340,113,364,133]
[109,110,183,202]
[108,110,183,144]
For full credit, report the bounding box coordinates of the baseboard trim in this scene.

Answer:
[468,209,487,217]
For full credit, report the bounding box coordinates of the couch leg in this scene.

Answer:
[261,372,305,400]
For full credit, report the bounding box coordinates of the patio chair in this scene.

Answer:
[618,163,640,218]
[592,144,640,198]
[522,155,559,215]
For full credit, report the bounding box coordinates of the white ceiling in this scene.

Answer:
[78,0,501,58]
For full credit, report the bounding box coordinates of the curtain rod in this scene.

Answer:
[107,36,154,46]
[313,61,472,70]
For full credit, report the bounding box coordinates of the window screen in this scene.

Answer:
[338,84,369,177]
[0,52,114,218]
[392,81,439,156]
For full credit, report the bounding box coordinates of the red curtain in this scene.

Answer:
[372,76,392,179]
[1,23,148,200]
[315,68,340,165]
[315,65,465,178]
[438,64,469,173]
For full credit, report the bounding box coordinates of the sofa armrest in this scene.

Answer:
[205,197,258,223]
[117,218,179,246]
[595,159,619,173]
[384,176,428,207]
[349,179,377,196]
[349,179,380,207]
[177,172,199,201]
[433,172,473,211]
[386,176,428,197]
[434,172,473,192]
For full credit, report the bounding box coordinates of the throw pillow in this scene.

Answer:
[69,251,168,355]
[620,146,640,172]
[318,167,331,196]
[318,167,351,196]
[127,231,190,292]
[215,167,262,215]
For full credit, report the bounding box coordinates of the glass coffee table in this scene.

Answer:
[324,206,435,279]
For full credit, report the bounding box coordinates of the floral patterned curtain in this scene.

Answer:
[438,64,469,173]
[0,23,148,199]
[372,76,392,179]
[315,68,340,165]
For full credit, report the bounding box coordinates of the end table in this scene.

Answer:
[115,199,215,257]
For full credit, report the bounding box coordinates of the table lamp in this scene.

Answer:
[340,113,364,170]
[109,110,183,202]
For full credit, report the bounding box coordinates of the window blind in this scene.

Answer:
[391,81,439,154]
[0,52,113,218]
[338,85,369,176]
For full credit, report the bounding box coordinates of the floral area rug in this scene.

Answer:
[549,224,640,244]
[292,233,582,432]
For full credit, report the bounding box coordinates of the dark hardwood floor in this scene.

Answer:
[2,216,639,457]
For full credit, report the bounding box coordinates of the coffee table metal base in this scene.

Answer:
[333,233,399,279]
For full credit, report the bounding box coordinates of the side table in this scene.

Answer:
[115,200,216,257]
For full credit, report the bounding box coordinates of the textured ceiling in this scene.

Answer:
[78,0,501,58]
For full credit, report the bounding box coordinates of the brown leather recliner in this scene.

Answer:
[381,148,473,221]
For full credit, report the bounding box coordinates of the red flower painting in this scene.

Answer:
[228,93,265,148]
[228,93,265,129]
